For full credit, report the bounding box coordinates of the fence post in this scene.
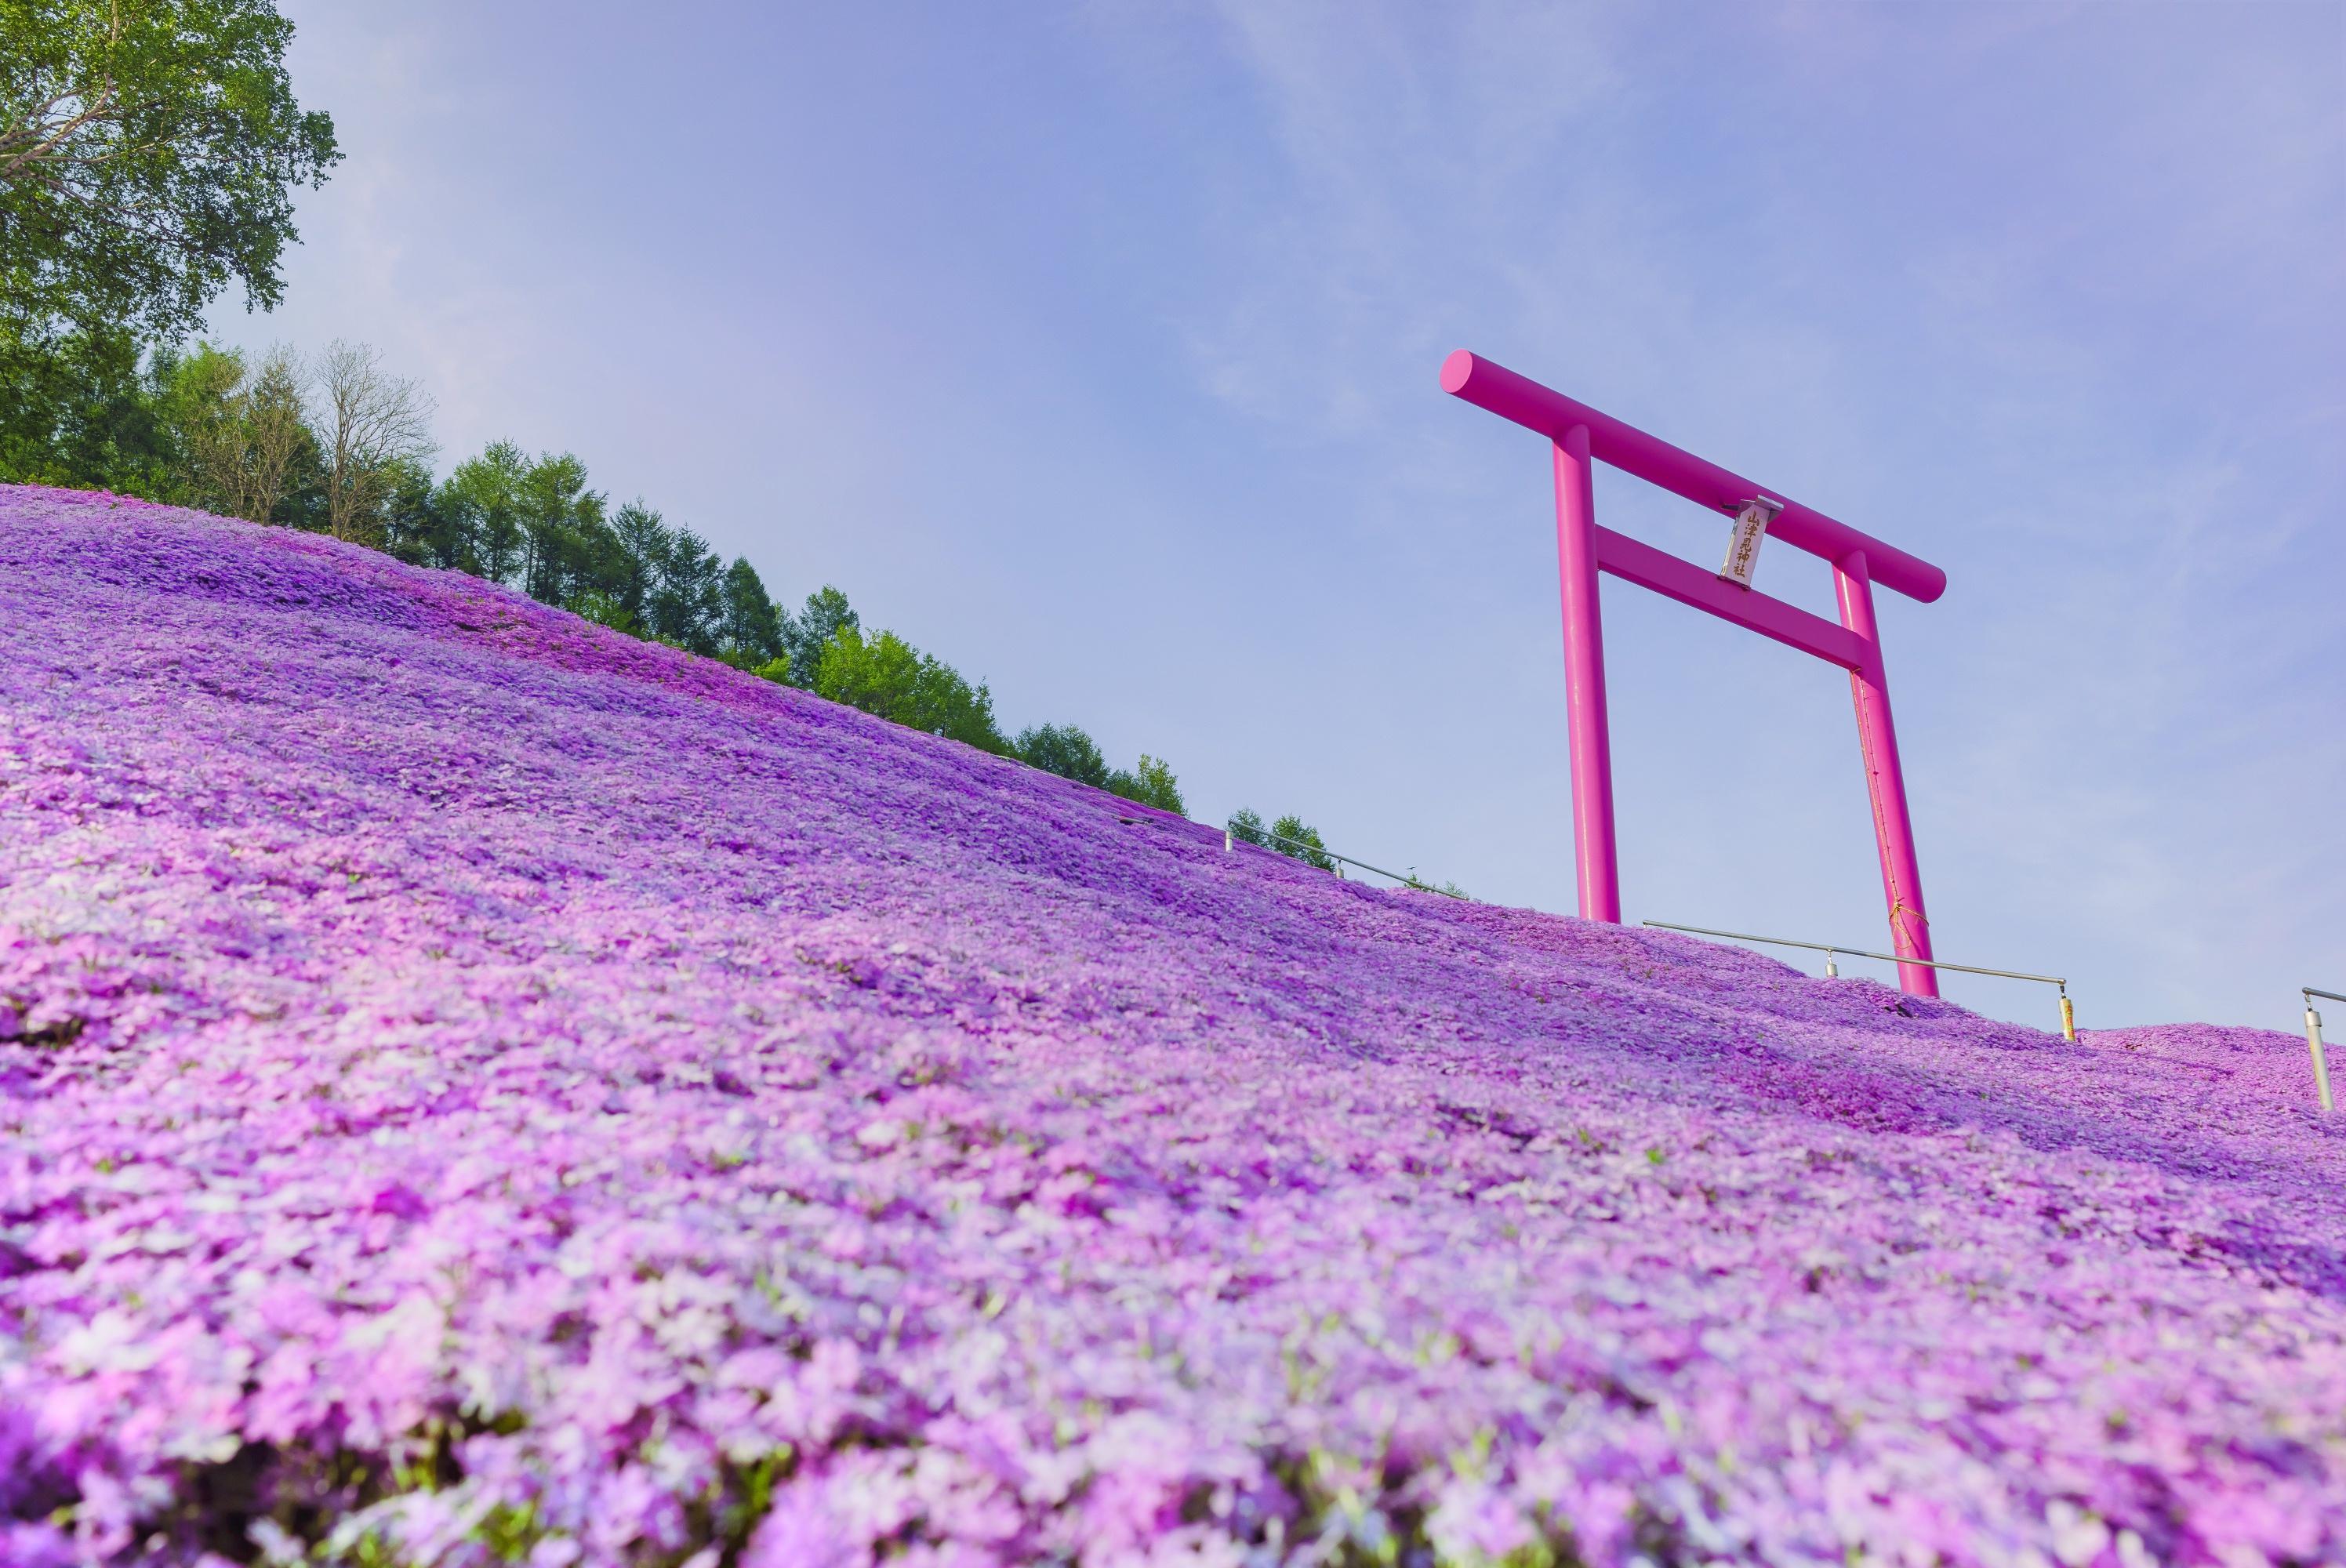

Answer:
[2309,1004,2334,1114]
[2059,990,2076,1044]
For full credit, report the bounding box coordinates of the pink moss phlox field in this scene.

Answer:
[2,485,2342,1568]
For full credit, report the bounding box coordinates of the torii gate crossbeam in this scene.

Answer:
[1442,350,1948,997]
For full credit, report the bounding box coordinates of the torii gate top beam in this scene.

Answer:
[1440,350,1948,604]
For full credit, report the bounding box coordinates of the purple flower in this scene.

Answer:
[0,485,2341,1565]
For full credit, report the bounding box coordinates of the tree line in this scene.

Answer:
[24,328,1402,873]
[1,1,1389,880]
[26,333,1197,811]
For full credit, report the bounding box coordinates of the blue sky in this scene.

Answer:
[208,2,2344,1031]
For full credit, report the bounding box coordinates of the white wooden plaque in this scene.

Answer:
[1720,500,1776,588]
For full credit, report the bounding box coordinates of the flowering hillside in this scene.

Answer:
[2,486,2341,1568]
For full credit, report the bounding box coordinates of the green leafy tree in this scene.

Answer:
[1226,807,1268,847]
[1107,755,1185,817]
[718,556,784,669]
[815,624,918,717]
[565,510,637,622]
[646,523,724,654]
[783,586,856,690]
[380,456,467,570]
[1267,814,1334,871]
[235,343,308,524]
[569,590,636,635]
[146,339,238,506]
[1,2,336,492]
[1014,723,1110,789]
[153,339,309,523]
[0,321,169,488]
[1,0,338,344]
[912,659,1007,753]
[606,501,670,629]
[512,450,601,604]
[815,626,1006,753]
[438,441,527,586]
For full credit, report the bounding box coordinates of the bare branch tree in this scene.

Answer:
[311,339,435,545]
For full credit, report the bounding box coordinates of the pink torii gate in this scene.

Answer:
[1442,350,1948,997]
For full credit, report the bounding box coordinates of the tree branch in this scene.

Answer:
[0,78,121,182]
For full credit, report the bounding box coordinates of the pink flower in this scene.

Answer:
[0,488,2340,1564]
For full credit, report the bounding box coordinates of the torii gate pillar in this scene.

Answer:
[1447,350,1946,997]
[1551,424,1621,924]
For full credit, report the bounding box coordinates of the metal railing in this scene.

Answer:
[1220,822,1470,899]
[1208,825,2337,1111]
[1207,836,2345,1114]
[1641,920,2076,1040]
[2307,988,2343,1114]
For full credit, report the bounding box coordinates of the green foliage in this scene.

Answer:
[151,340,315,524]
[1014,723,1110,789]
[570,590,637,635]
[816,624,919,716]
[513,450,605,608]
[815,625,1007,754]
[1235,808,1458,891]
[1268,814,1335,872]
[644,518,722,654]
[439,441,528,585]
[719,557,784,668]
[1107,754,1185,817]
[0,318,172,489]
[606,501,668,628]
[784,586,856,691]
[142,339,238,506]
[380,455,467,570]
[0,336,1205,837]
[0,0,340,343]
